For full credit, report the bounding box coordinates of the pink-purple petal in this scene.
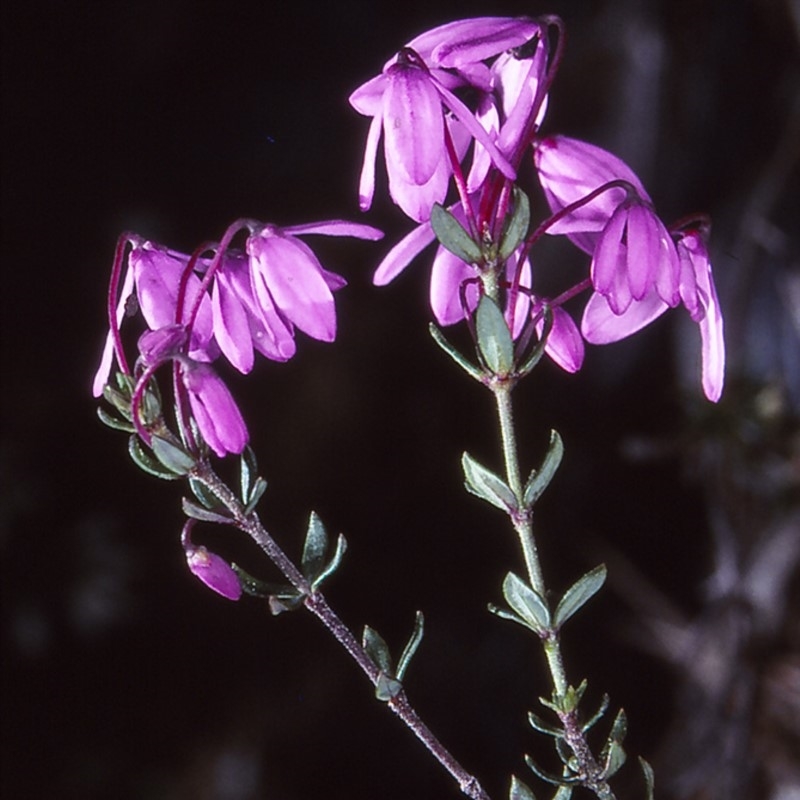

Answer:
[581,290,668,344]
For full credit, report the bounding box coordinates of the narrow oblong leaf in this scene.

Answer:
[375,672,403,702]
[602,740,626,778]
[476,294,515,375]
[128,435,180,480]
[244,476,267,514]
[462,451,517,512]
[553,564,607,628]
[510,774,537,800]
[396,610,424,681]
[231,563,289,599]
[311,533,348,591]
[301,511,329,581]
[151,435,197,475]
[430,203,482,264]
[189,477,223,510]
[523,430,564,508]
[502,571,551,633]
[97,406,135,432]
[600,708,628,778]
[429,323,484,382]
[488,603,528,627]
[527,710,561,737]
[182,497,233,525]
[518,305,553,376]
[499,187,531,261]
[524,755,579,787]
[240,446,258,503]
[639,757,655,800]
[362,626,393,674]
[552,787,573,800]
[582,694,610,732]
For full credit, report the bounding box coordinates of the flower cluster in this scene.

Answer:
[94,219,383,456]
[352,16,724,401]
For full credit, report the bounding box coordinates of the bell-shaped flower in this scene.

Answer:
[181,360,248,457]
[591,199,680,315]
[245,220,382,344]
[93,239,215,397]
[350,44,517,222]
[185,544,242,601]
[405,16,540,70]
[211,250,295,373]
[581,227,724,402]
[533,135,650,254]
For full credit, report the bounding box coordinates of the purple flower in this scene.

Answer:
[350,19,538,221]
[185,545,242,601]
[93,240,215,397]
[245,220,382,344]
[533,135,651,254]
[212,250,295,373]
[181,361,248,457]
[534,304,585,374]
[590,199,680,315]
[582,227,724,401]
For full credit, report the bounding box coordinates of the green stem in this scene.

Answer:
[491,384,615,797]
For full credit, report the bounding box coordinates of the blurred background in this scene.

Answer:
[2,1,798,798]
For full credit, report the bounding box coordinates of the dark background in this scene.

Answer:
[2,1,799,799]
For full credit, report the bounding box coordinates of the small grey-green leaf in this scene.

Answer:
[553,787,573,800]
[128,436,180,480]
[311,533,347,591]
[462,451,517,512]
[487,603,528,627]
[362,626,393,674]
[510,774,537,800]
[639,757,655,800]
[430,203,482,264]
[502,571,551,633]
[396,610,424,681]
[151,436,197,475]
[189,477,222,510]
[523,430,564,508]
[518,305,553,376]
[582,694,610,732]
[602,740,626,778]
[498,187,531,261]
[527,710,561,737]
[375,671,403,702]
[609,707,627,746]
[476,295,515,375]
[429,323,484,382]
[553,564,607,628]
[231,563,289,599]
[240,446,258,502]
[182,497,233,525]
[301,511,328,580]
[244,476,267,515]
[524,755,579,787]
[97,406,135,432]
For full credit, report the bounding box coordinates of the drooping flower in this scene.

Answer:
[244,220,382,345]
[590,198,680,315]
[533,135,650,254]
[349,18,540,221]
[185,545,242,600]
[180,360,248,457]
[211,250,295,374]
[582,226,724,401]
[93,239,215,396]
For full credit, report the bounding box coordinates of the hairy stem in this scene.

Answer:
[191,462,492,800]
[491,385,615,798]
